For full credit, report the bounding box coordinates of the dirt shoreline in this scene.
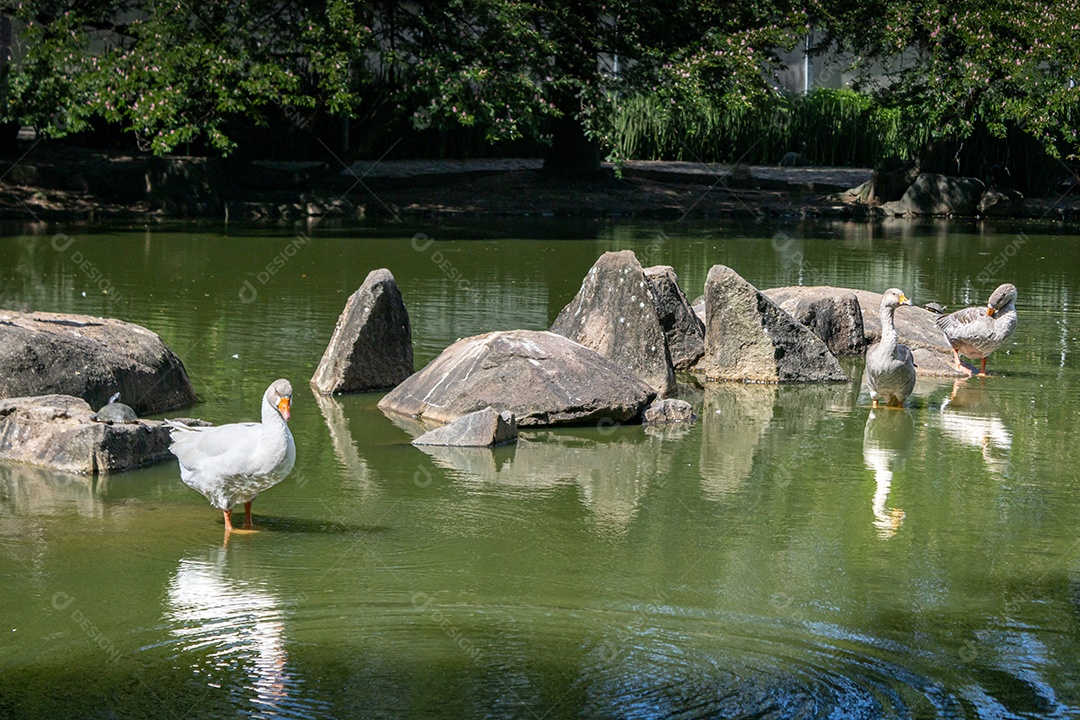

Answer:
[0,150,1076,224]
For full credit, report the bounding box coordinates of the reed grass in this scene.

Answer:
[607,88,929,167]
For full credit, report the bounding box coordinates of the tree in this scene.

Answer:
[0,0,811,172]
[386,1,807,173]
[815,0,1080,181]
[0,0,374,155]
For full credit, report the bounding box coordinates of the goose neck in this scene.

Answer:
[261,397,286,429]
[879,304,899,345]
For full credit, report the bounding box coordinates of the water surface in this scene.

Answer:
[1,218,1079,718]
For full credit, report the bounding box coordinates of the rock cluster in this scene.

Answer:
[1,252,972,481]
[380,254,866,434]
[0,394,208,475]
[694,265,848,383]
[764,286,966,377]
[845,171,1026,218]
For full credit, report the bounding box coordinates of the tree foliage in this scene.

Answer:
[816,0,1080,159]
[1,0,1078,167]
[1,0,373,154]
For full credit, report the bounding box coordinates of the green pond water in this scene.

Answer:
[1,218,1079,719]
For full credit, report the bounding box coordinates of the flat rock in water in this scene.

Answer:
[763,287,866,356]
[412,407,518,447]
[644,265,705,370]
[0,394,209,475]
[551,251,675,395]
[695,266,847,383]
[311,268,413,394]
[377,330,656,427]
[643,398,697,424]
[763,286,967,377]
[0,310,196,414]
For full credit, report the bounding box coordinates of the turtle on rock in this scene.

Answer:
[91,392,140,424]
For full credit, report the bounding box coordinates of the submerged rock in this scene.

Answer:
[642,398,697,424]
[0,309,196,414]
[695,265,847,383]
[311,268,413,394]
[377,330,655,427]
[412,407,518,447]
[551,250,675,395]
[644,265,705,370]
[0,394,208,475]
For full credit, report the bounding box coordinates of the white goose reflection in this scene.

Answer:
[164,547,306,716]
[938,379,1013,474]
[862,409,913,538]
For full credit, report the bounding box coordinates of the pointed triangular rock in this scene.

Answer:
[311,268,413,394]
[551,250,676,395]
[695,265,847,383]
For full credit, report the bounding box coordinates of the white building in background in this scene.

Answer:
[774,32,903,95]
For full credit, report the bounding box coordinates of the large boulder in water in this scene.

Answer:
[377,330,656,427]
[761,287,867,356]
[644,265,705,370]
[0,394,208,474]
[0,310,196,414]
[311,268,413,394]
[551,251,675,396]
[763,285,966,377]
[694,266,847,383]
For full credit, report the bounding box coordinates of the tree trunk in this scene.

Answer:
[543,114,602,176]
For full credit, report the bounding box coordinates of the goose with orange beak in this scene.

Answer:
[935,284,1018,376]
[865,288,917,408]
[167,379,296,535]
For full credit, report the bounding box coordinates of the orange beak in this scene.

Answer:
[987,307,996,317]
[898,293,912,306]
[277,396,292,421]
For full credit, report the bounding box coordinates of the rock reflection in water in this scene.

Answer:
[415,430,676,534]
[699,383,776,498]
[313,393,375,497]
[938,379,1013,474]
[862,409,913,538]
[0,462,105,518]
[164,547,316,717]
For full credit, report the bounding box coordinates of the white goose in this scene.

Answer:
[865,288,917,408]
[167,379,296,534]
